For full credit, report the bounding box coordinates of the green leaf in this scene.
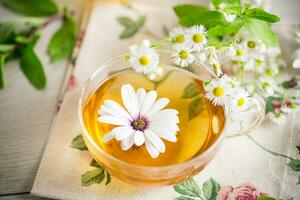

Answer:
[223,6,242,15]
[0,44,15,53]
[259,196,279,200]
[212,0,241,7]
[244,17,278,47]
[189,98,204,120]
[176,196,195,200]
[90,159,102,168]
[0,22,14,43]
[182,83,200,98]
[265,96,274,114]
[0,54,6,89]
[105,171,111,185]
[287,159,300,171]
[117,15,146,39]
[117,17,135,27]
[281,77,298,89]
[179,11,228,28]
[202,178,221,200]
[137,15,146,27]
[119,26,139,39]
[244,8,280,23]
[3,0,58,17]
[48,11,77,62]
[20,34,46,89]
[173,4,208,18]
[173,178,201,198]
[297,176,300,185]
[207,17,243,36]
[81,168,105,186]
[71,134,87,150]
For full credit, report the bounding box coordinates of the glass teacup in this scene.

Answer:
[78,51,265,186]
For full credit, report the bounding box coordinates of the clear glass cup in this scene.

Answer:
[78,51,265,186]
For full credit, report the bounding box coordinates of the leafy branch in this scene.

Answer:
[174,0,280,47]
[71,134,112,186]
[0,0,78,90]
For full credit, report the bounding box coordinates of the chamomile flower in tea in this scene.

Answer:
[98,84,179,158]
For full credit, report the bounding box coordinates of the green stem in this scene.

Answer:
[246,134,294,160]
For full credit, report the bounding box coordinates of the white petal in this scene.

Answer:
[140,91,157,115]
[149,109,179,123]
[293,58,300,69]
[150,121,179,132]
[103,130,115,142]
[121,84,139,118]
[145,140,159,158]
[134,130,145,146]
[121,131,135,151]
[136,88,146,110]
[99,105,130,121]
[102,100,132,120]
[144,130,165,153]
[114,126,134,141]
[146,98,169,116]
[149,126,177,142]
[98,115,129,126]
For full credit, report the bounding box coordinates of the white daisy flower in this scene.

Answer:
[229,88,250,113]
[222,75,240,88]
[171,45,195,68]
[204,78,230,106]
[198,47,223,76]
[245,56,266,74]
[129,40,160,75]
[187,25,207,51]
[232,44,248,62]
[269,112,286,125]
[98,84,179,158]
[169,27,188,46]
[258,77,275,96]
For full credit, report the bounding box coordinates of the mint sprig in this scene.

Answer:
[173,0,280,47]
[0,0,78,90]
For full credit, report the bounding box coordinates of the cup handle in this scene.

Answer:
[227,94,266,137]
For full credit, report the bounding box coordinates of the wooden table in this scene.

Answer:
[0,0,299,199]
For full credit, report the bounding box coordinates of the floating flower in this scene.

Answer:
[204,78,230,106]
[171,45,195,68]
[98,84,179,158]
[170,27,188,46]
[129,40,160,75]
[187,25,207,51]
[229,88,250,113]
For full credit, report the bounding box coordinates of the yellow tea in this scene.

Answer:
[83,67,225,166]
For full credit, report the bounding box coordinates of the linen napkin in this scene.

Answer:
[31,1,300,199]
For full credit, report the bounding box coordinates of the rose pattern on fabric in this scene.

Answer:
[216,184,261,200]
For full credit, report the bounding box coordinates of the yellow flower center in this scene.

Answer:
[265,68,273,76]
[255,60,262,68]
[193,34,203,43]
[139,56,150,66]
[262,82,270,89]
[213,87,224,97]
[179,50,188,59]
[175,35,185,43]
[247,41,256,48]
[237,98,245,107]
[236,49,243,56]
